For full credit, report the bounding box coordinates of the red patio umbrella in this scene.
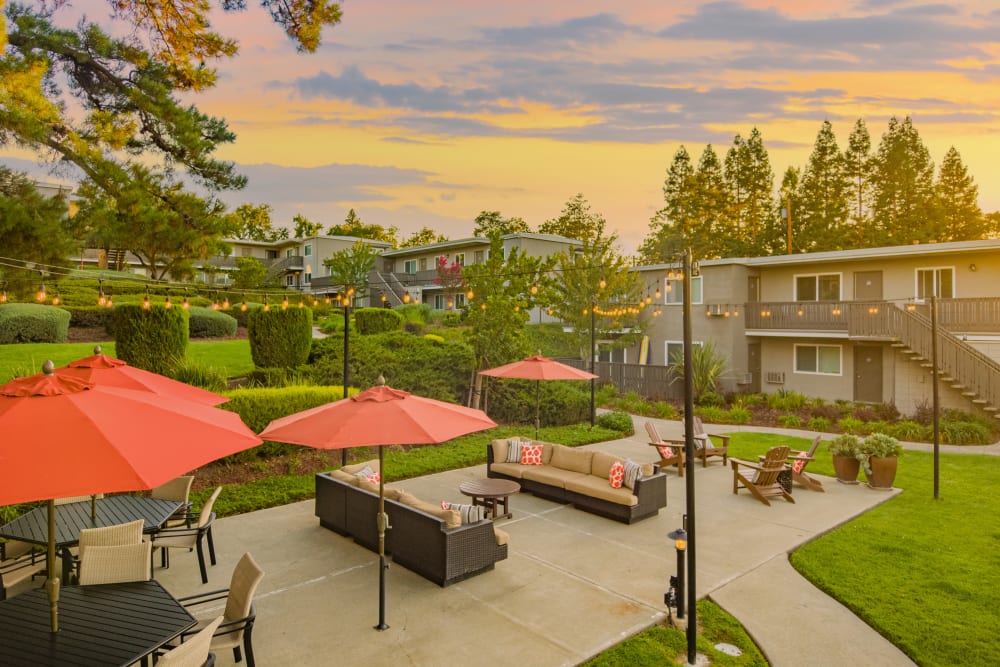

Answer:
[259,381,496,631]
[479,355,597,438]
[0,362,262,632]
[54,346,228,406]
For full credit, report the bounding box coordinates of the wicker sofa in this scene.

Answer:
[314,460,508,587]
[487,439,667,524]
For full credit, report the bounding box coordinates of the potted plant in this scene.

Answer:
[858,432,903,490]
[828,434,862,484]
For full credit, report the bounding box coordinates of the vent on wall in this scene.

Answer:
[765,371,785,384]
[736,372,753,385]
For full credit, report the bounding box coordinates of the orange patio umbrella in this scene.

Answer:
[479,355,597,438]
[259,380,496,631]
[0,362,262,632]
[54,346,228,406]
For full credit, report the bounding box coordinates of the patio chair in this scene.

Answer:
[178,552,265,667]
[787,436,825,493]
[153,475,195,527]
[692,416,729,468]
[54,493,104,505]
[644,421,685,476]
[731,445,795,506]
[0,540,46,601]
[152,486,221,584]
[157,616,223,667]
[78,542,152,585]
[71,518,145,582]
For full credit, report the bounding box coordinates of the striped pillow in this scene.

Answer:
[623,459,643,490]
[505,439,524,463]
[354,465,380,484]
[441,502,484,524]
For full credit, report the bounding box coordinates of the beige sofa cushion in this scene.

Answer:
[490,462,526,478]
[522,465,586,489]
[342,459,380,475]
[328,469,360,485]
[564,475,638,506]
[550,445,594,474]
[397,490,461,528]
[491,439,509,463]
[590,451,621,480]
[641,462,655,478]
[493,527,509,546]
[383,486,403,501]
[540,442,555,465]
[357,477,380,494]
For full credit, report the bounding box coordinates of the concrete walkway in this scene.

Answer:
[144,421,920,666]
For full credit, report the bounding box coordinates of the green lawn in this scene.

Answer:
[0,339,253,383]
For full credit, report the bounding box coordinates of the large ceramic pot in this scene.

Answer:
[832,455,860,484]
[865,456,898,490]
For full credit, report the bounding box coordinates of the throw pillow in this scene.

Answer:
[657,445,676,459]
[441,501,485,524]
[693,435,709,450]
[792,457,807,474]
[622,459,643,489]
[608,461,625,489]
[353,465,380,484]
[505,438,524,463]
[520,443,544,465]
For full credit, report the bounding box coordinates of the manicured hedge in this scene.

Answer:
[485,379,592,428]
[220,385,346,460]
[247,306,312,368]
[112,304,189,374]
[354,307,403,334]
[62,306,113,329]
[0,303,71,343]
[188,306,238,338]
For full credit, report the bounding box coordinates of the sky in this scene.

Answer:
[4,0,1000,255]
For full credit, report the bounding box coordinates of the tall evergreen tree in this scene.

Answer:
[723,128,777,256]
[796,120,850,251]
[640,146,696,263]
[692,145,730,259]
[538,193,607,244]
[778,166,800,255]
[933,147,985,241]
[843,119,873,247]
[869,116,936,245]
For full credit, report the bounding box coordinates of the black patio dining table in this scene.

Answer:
[0,579,196,666]
[0,495,182,582]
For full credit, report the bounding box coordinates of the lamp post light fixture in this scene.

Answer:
[340,290,352,467]
[667,522,687,619]
[678,247,699,665]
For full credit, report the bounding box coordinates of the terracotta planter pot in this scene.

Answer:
[832,455,860,484]
[865,456,898,490]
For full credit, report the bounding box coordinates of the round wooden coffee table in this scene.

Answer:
[459,478,521,520]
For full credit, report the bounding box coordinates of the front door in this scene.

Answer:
[747,342,761,393]
[854,345,883,403]
[854,271,883,301]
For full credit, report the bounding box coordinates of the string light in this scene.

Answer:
[241,292,248,312]
[530,284,538,295]
[181,295,189,310]
[105,289,113,308]
[599,277,607,290]
[35,273,46,302]
[281,295,289,310]
[98,279,106,307]
[263,294,270,312]
[403,292,411,304]
[142,287,151,309]
[0,282,7,304]
[222,294,230,310]
[211,295,219,311]
[164,293,172,309]
[324,295,332,305]
[51,286,60,306]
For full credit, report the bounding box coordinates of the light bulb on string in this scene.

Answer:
[466,288,474,300]
[240,292,248,312]
[324,295,331,305]
[599,277,607,290]
[263,294,270,312]
[530,284,538,295]
[143,287,151,310]
[182,296,189,310]
[222,295,230,310]
[98,279,106,307]
[36,274,46,302]
[164,293,172,309]
[298,297,304,309]
[105,292,113,308]
[51,287,60,306]
[0,283,7,304]
[282,295,289,310]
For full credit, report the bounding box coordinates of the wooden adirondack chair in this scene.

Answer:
[645,421,685,477]
[692,417,729,468]
[731,445,795,506]
[788,436,825,492]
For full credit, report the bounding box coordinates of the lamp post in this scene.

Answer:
[931,294,940,499]
[680,247,698,665]
[590,300,596,427]
[667,521,687,619]
[340,290,351,467]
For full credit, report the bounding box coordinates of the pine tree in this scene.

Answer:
[692,145,729,259]
[796,120,850,251]
[724,129,777,256]
[640,146,696,263]
[778,166,800,254]
[933,147,985,241]
[843,119,873,247]
[869,116,936,245]
[723,134,748,255]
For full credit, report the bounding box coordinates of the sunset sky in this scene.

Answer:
[5,0,1000,254]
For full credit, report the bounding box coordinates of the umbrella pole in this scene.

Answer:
[46,500,60,633]
[375,446,390,631]
[535,380,540,440]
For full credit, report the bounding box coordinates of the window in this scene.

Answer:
[474,250,485,264]
[455,294,466,308]
[665,276,703,305]
[404,260,417,274]
[304,272,312,284]
[794,345,842,375]
[916,267,954,299]
[241,247,252,257]
[434,294,446,309]
[419,258,428,271]
[795,273,840,301]
[665,341,703,366]
[286,275,294,286]
[304,244,312,257]
[454,253,465,266]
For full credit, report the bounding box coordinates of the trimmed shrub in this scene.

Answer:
[230,303,263,328]
[188,307,238,338]
[112,304,189,374]
[697,390,725,407]
[169,360,228,392]
[62,306,113,329]
[807,416,832,432]
[220,386,346,461]
[423,333,445,344]
[395,303,431,324]
[442,311,461,327]
[248,306,313,368]
[354,307,403,335]
[596,410,634,434]
[0,303,71,343]
[726,406,752,424]
[487,379,591,428]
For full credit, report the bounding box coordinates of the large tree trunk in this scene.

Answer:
[470,370,484,410]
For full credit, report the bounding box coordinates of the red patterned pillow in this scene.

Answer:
[366,472,381,484]
[792,457,807,474]
[520,443,543,465]
[657,445,676,459]
[608,461,625,488]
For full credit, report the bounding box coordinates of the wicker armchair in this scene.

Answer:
[153,475,195,527]
[0,540,45,600]
[158,616,223,667]
[152,486,221,584]
[78,542,152,585]
[179,553,264,667]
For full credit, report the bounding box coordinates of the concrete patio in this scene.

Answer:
[152,427,912,666]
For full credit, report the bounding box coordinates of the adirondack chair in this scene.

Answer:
[692,417,729,468]
[731,445,795,506]
[787,436,825,492]
[645,421,685,477]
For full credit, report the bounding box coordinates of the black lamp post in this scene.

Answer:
[590,300,596,427]
[667,521,687,619]
[340,290,351,467]
[680,247,698,665]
